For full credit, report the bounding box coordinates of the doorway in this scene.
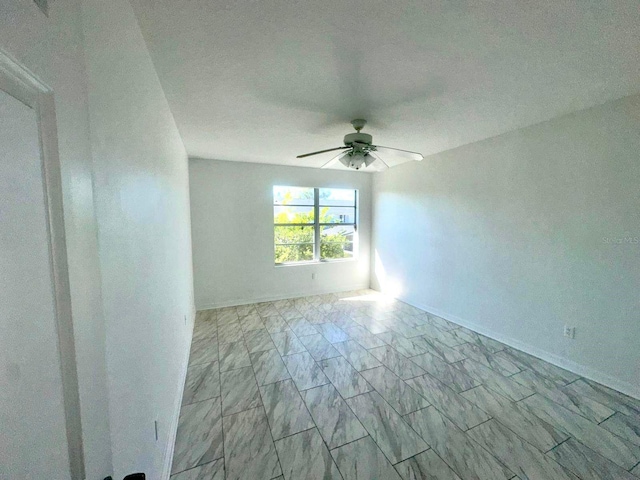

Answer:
[0,53,84,479]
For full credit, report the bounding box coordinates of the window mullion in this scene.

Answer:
[354,189,358,232]
[313,188,320,261]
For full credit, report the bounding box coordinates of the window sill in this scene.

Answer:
[275,258,358,268]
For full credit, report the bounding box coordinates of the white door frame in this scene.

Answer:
[0,50,85,480]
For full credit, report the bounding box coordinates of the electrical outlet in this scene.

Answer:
[563,325,576,339]
[311,273,316,280]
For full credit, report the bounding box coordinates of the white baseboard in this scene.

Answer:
[391,293,640,401]
[195,283,371,310]
[161,309,195,479]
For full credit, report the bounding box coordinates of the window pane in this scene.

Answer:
[321,242,354,260]
[276,244,314,263]
[320,225,355,260]
[319,188,356,206]
[319,206,355,224]
[274,206,314,224]
[321,224,355,240]
[274,186,314,206]
[275,226,314,263]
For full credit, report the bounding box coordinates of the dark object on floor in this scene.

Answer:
[103,473,144,479]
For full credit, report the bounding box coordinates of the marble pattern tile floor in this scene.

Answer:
[171,290,640,479]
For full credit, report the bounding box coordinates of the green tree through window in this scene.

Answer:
[274,187,356,264]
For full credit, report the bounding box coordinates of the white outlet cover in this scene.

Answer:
[563,326,576,339]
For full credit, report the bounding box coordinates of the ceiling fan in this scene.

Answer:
[296,119,423,171]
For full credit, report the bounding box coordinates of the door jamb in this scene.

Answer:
[0,49,85,480]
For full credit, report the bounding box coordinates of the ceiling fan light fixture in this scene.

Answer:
[340,150,367,170]
[364,153,376,168]
[298,119,423,171]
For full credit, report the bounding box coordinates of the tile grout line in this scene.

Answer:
[544,436,572,454]
[337,389,402,467]
[385,444,433,465]
[342,384,433,467]
[215,308,230,474]
[327,433,373,452]
[455,418,521,478]
[214,319,223,480]
[597,410,617,425]
[168,458,222,479]
[252,318,341,476]
[403,403,519,477]
[297,402,348,478]
[194,293,640,479]
[460,386,576,457]
[247,328,285,478]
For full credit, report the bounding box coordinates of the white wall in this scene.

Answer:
[0,1,112,477]
[372,95,640,399]
[190,159,372,308]
[81,0,195,478]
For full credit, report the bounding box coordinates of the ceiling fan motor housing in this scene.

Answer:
[344,132,372,146]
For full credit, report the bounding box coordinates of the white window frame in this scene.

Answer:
[274,186,358,265]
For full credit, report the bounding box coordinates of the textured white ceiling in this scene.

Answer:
[130,0,640,168]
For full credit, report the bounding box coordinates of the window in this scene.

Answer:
[274,186,358,264]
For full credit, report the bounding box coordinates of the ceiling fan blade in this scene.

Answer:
[368,152,390,172]
[373,146,424,161]
[321,151,351,169]
[296,146,349,158]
